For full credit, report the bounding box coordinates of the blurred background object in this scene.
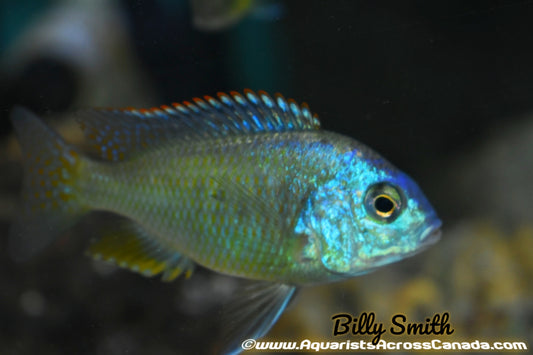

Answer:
[0,0,155,122]
[0,0,532,354]
[190,0,284,31]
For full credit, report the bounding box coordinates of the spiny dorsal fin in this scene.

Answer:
[76,90,321,161]
[86,220,195,281]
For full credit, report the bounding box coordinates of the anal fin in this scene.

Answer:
[86,219,194,282]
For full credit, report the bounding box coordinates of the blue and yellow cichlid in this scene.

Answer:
[10,90,441,354]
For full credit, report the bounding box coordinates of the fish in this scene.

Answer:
[9,90,442,354]
[190,0,284,31]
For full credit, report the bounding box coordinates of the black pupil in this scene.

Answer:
[375,196,394,213]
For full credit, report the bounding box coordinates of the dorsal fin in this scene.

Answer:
[76,89,321,161]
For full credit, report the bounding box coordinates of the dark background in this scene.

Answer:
[3,0,533,220]
[0,1,531,354]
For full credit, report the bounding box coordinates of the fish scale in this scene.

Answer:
[75,132,322,281]
[9,90,441,354]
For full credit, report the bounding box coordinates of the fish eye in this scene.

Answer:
[364,183,404,223]
[374,194,395,217]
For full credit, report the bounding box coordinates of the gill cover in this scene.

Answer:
[307,184,358,274]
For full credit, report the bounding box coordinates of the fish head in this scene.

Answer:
[304,153,441,279]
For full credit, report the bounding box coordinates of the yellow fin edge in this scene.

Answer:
[86,224,194,282]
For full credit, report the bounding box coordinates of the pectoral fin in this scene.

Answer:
[218,282,297,355]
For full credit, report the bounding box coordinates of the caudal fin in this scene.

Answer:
[9,107,87,261]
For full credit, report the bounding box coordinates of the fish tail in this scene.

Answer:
[9,107,88,261]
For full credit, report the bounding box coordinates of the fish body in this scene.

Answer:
[81,130,345,284]
[9,90,441,353]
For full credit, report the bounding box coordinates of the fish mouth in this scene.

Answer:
[418,220,442,249]
[328,220,443,277]
[355,220,443,271]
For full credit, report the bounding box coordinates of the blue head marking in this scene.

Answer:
[302,147,441,278]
